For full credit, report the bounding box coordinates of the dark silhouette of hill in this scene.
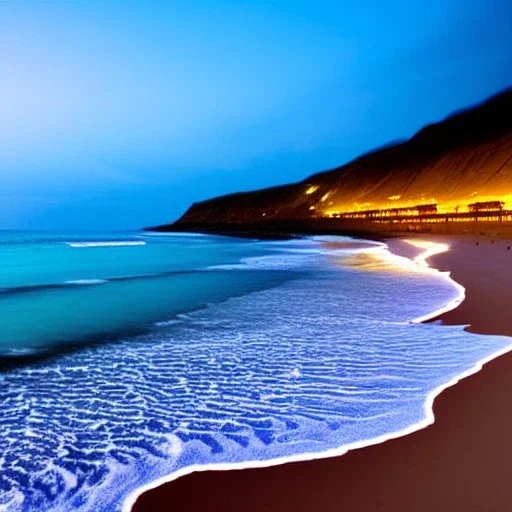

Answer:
[149,88,512,230]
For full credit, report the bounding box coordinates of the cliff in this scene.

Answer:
[149,88,512,231]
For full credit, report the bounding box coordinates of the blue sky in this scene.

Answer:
[1,1,511,230]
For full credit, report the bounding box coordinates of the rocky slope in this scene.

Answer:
[152,88,512,230]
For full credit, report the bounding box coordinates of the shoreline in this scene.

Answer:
[129,234,512,512]
[145,216,512,241]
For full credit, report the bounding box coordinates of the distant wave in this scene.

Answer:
[154,319,184,327]
[66,241,146,248]
[65,279,108,285]
[0,269,214,297]
[0,280,109,296]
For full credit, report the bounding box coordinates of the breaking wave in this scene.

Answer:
[66,241,146,248]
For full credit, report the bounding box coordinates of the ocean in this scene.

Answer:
[0,231,510,511]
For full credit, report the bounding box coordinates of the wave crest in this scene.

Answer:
[66,241,146,248]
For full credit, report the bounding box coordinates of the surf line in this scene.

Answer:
[66,241,146,248]
[121,237,482,512]
[403,240,465,324]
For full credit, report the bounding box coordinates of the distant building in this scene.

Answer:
[338,203,438,219]
[415,204,438,215]
[467,201,505,213]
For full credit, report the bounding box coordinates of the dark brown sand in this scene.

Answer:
[134,235,512,512]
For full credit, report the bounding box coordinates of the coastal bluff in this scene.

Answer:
[147,89,512,236]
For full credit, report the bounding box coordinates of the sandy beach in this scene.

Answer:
[133,234,512,512]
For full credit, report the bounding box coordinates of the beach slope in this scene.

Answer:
[134,235,512,512]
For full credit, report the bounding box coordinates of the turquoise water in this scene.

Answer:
[0,232,292,357]
[1,232,511,511]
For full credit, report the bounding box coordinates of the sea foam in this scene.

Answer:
[1,237,510,512]
[65,279,108,285]
[66,241,146,248]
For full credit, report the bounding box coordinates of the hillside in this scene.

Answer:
[151,88,512,230]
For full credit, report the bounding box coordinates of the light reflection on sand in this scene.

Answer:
[330,238,465,323]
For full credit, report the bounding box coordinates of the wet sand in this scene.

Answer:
[134,235,512,512]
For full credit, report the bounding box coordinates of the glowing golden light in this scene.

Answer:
[332,239,464,324]
[321,193,512,220]
[405,240,449,269]
[338,240,448,276]
[304,185,319,195]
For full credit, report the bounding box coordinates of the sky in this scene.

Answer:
[1,1,511,230]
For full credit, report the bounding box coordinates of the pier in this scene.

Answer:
[327,201,512,224]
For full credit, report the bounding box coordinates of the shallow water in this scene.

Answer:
[0,232,510,511]
[0,232,292,356]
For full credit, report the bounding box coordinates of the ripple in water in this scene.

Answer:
[0,240,510,511]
